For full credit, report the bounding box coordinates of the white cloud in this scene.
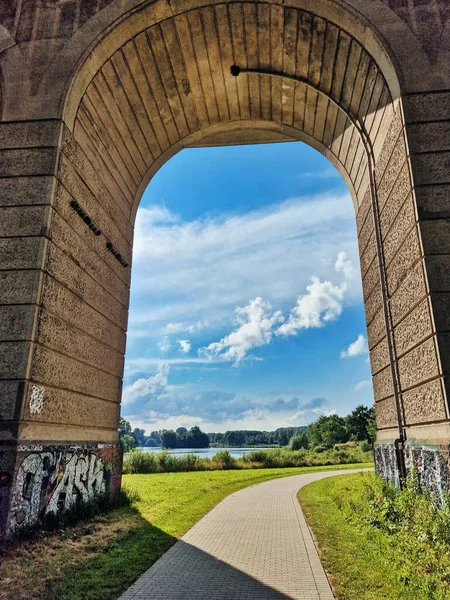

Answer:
[340,334,368,359]
[353,380,371,392]
[277,277,346,336]
[287,407,337,424]
[158,336,171,353]
[199,297,284,366]
[128,193,361,338]
[164,320,208,335]
[178,339,192,353]
[335,251,355,280]
[299,167,339,180]
[122,362,169,405]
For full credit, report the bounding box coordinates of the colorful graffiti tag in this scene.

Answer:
[7,445,116,535]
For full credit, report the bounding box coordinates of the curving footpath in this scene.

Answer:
[119,468,371,600]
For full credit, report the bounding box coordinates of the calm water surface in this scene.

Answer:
[136,447,271,459]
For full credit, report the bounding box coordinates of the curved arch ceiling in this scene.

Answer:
[71,3,396,219]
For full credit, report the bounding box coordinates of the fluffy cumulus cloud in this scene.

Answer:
[340,334,368,359]
[122,362,169,405]
[277,277,346,336]
[276,253,353,337]
[335,251,355,280]
[196,252,355,363]
[128,193,360,340]
[353,380,371,392]
[199,298,284,366]
[177,340,192,353]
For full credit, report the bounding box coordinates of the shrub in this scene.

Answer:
[289,432,309,451]
[313,445,327,453]
[123,450,158,474]
[212,450,236,469]
[178,453,201,471]
[360,439,373,453]
[157,450,181,472]
[333,471,450,594]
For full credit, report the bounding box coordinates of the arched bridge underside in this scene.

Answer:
[1,0,450,538]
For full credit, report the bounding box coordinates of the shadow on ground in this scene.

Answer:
[121,535,293,600]
[52,509,292,600]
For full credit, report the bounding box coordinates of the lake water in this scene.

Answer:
[136,447,270,459]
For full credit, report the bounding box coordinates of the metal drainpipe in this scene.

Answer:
[231,65,407,487]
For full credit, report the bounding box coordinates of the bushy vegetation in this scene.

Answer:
[299,472,450,600]
[123,446,372,474]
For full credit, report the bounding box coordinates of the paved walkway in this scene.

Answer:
[119,468,369,600]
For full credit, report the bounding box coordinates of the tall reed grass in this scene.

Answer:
[122,446,373,474]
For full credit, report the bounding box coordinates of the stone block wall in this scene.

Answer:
[0,119,124,539]
[366,90,450,489]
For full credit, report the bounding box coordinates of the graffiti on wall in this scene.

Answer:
[375,441,450,505]
[7,446,110,534]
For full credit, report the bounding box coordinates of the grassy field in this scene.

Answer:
[299,472,450,600]
[0,463,371,600]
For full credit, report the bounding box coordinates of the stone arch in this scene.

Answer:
[1,0,450,538]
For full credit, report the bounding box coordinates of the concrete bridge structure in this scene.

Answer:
[0,0,449,538]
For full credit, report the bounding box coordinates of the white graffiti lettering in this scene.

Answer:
[7,449,106,534]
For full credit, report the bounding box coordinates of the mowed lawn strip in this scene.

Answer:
[1,463,372,600]
[298,472,450,600]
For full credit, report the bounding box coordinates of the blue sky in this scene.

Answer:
[121,141,374,434]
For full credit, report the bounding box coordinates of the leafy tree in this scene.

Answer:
[121,434,137,453]
[119,416,132,436]
[148,430,162,446]
[145,437,159,447]
[346,405,373,442]
[367,406,377,444]
[289,431,309,450]
[176,427,188,435]
[119,417,137,451]
[308,415,348,449]
[276,429,291,447]
[320,414,348,447]
[307,419,324,448]
[185,426,209,448]
[222,430,246,446]
[161,430,177,449]
[133,428,146,447]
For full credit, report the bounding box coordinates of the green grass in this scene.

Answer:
[0,462,371,600]
[299,472,450,600]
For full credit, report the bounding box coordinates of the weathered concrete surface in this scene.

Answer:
[121,469,370,600]
[0,0,450,537]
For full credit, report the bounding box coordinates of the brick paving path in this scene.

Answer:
[119,468,369,600]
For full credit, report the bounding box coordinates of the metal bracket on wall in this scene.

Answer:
[106,241,129,268]
[70,200,101,236]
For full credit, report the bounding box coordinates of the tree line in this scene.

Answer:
[208,427,306,447]
[119,405,376,452]
[119,420,210,451]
